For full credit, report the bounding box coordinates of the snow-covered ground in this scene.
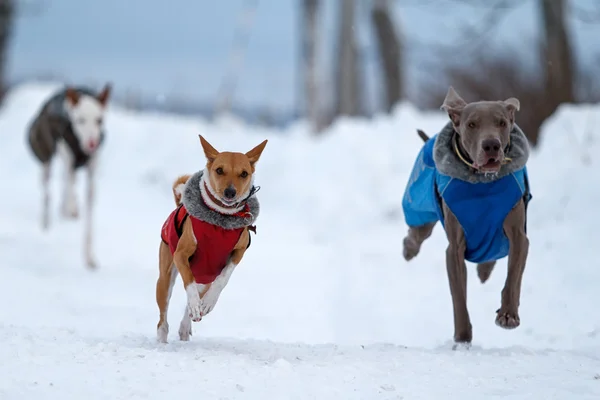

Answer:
[0,82,599,399]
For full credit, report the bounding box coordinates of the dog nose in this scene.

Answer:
[481,138,501,158]
[88,139,98,151]
[223,187,237,199]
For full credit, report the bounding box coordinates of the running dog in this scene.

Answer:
[27,84,112,269]
[156,135,267,343]
[401,87,532,347]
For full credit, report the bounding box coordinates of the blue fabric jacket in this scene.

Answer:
[402,134,531,264]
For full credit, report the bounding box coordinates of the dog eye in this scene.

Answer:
[498,120,506,127]
[96,118,103,125]
[240,171,248,178]
[215,167,224,175]
[468,122,476,129]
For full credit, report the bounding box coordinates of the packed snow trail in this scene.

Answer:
[0,83,599,399]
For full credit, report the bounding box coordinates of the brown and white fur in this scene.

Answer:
[156,135,267,343]
[27,84,111,269]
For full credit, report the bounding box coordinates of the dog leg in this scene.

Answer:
[178,306,192,341]
[199,229,249,317]
[477,261,496,283]
[496,200,529,329]
[403,222,436,261]
[171,220,205,323]
[156,243,179,343]
[41,162,51,231]
[200,263,236,316]
[443,203,472,345]
[60,155,78,219]
[84,156,97,268]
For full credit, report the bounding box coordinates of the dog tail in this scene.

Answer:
[172,174,191,206]
[416,129,430,143]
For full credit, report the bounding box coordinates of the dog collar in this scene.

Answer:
[201,181,259,217]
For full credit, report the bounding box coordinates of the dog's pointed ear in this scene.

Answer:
[97,83,112,107]
[199,135,220,163]
[65,87,80,107]
[245,139,268,167]
[503,97,520,123]
[440,86,467,127]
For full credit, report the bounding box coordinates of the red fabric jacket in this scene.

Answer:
[161,205,244,284]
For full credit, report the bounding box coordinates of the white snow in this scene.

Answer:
[0,82,599,399]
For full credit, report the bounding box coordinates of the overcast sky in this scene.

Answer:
[7,0,599,112]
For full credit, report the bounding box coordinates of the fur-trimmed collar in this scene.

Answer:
[433,121,530,184]
[181,170,260,230]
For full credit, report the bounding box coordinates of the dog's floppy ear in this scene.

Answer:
[503,97,520,123]
[97,83,112,107]
[440,86,467,128]
[198,135,220,163]
[245,139,268,167]
[65,87,80,106]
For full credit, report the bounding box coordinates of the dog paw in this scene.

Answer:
[200,289,221,316]
[495,308,520,329]
[179,321,192,341]
[186,284,203,322]
[157,322,169,343]
[402,237,420,261]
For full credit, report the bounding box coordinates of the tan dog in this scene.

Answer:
[156,135,267,343]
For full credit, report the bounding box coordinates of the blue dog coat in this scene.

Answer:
[402,134,531,264]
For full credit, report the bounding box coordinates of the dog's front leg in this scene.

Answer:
[200,229,250,316]
[59,143,78,219]
[443,202,472,345]
[84,156,97,268]
[172,220,204,322]
[41,162,51,230]
[496,200,529,329]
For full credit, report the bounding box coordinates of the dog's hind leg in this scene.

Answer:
[156,242,179,343]
[403,222,437,261]
[477,261,496,283]
[84,156,97,269]
[41,162,51,231]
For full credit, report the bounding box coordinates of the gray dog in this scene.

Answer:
[401,86,532,347]
[27,84,111,268]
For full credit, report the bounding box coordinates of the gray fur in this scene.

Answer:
[433,121,530,184]
[182,170,260,230]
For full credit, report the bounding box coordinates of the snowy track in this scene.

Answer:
[1,83,599,399]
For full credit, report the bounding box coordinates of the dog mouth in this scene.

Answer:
[477,159,502,172]
[220,196,239,206]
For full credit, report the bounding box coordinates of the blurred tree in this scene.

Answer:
[540,0,574,107]
[334,0,362,117]
[371,0,403,112]
[0,0,13,104]
[300,0,322,133]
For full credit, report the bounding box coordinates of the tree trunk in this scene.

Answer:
[540,0,574,105]
[0,0,14,104]
[335,0,360,117]
[301,0,321,133]
[371,0,402,112]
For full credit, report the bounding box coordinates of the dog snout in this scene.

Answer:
[481,138,501,160]
[223,187,237,199]
[88,139,98,151]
